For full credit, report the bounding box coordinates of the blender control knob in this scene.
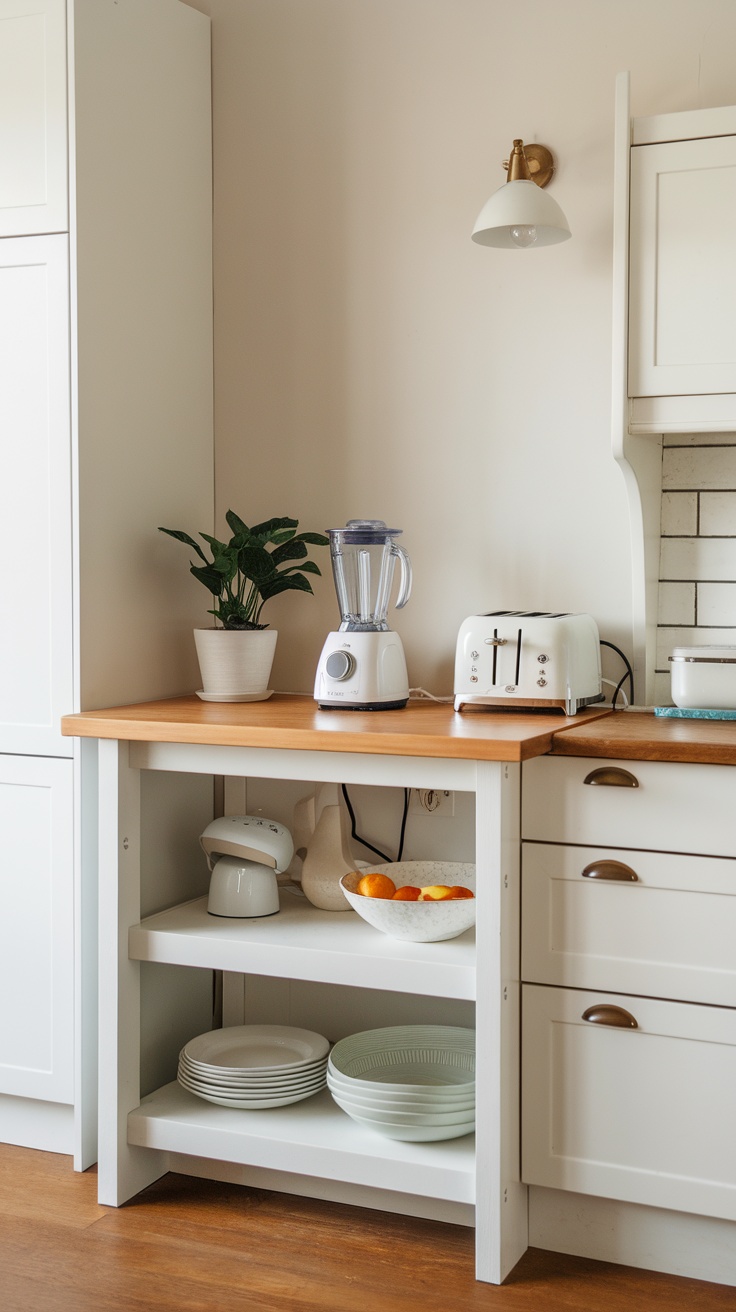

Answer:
[325,650,355,681]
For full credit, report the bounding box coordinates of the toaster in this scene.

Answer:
[454,611,604,715]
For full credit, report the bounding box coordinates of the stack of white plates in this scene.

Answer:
[327,1025,475,1141]
[178,1024,329,1109]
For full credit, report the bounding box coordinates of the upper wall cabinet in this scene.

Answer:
[0,0,68,236]
[627,104,736,434]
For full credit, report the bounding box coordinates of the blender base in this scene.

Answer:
[317,697,409,711]
[314,629,410,710]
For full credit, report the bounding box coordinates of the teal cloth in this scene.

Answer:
[654,706,736,720]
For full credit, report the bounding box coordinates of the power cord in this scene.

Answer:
[600,640,634,710]
[341,783,410,863]
[409,687,454,703]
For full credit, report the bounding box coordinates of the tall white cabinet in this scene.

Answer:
[0,0,214,1165]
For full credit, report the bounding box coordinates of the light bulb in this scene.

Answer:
[509,224,537,248]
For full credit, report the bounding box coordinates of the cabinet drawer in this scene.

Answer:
[522,756,736,857]
[522,843,736,1005]
[522,984,736,1221]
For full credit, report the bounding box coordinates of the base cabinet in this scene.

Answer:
[521,754,736,1235]
[0,755,73,1107]
[522,984,736,1221]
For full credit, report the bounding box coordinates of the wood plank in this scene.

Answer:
[551,710,736,765]
[61,694,611,763]
[0,1146,734,1311]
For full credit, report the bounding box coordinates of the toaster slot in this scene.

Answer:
[514,628,522,686]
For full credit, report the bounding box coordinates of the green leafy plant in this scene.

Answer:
[159,512,329,630]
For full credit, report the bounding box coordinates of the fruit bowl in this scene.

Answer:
[340,861,476,943]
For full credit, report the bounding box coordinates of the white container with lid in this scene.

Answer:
[669,646,736,709]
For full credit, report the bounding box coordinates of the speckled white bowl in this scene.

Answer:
[340,862,475,942]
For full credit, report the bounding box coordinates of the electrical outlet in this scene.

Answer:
[409,789,455,816]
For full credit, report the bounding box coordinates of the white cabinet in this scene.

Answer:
[629,133,736,401]
[622,97,736,434]
[0,754,74,1103]
[521,755,736,1223]
[0,0,68,237]
[522,985,736,1221]
[0,235,73,757]
[0,0,214,1162]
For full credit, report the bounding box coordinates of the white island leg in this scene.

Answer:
[474,760,527,1283]
[97,739,167,1205]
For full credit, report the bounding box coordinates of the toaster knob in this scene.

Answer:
[537,654,549,664]
[537,676,547,687]
[325,650,356,681]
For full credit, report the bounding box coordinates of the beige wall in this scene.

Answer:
[189,0,736,698]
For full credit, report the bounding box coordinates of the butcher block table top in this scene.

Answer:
[549,709,736,766]
[61,694,611,762]
[61,697,736,766]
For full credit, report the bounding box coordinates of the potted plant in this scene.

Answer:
[159,511,329,701]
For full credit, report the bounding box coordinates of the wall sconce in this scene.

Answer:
[472,140,571,249]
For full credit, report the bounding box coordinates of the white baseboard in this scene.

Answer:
[529,1186,736,1288]
[0,1094,74,1155]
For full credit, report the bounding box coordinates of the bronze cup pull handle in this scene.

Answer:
[583,766,639,788]
[582,1004,638,1029]
[581,859,639,882]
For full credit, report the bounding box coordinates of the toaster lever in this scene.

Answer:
[484,629,506,685]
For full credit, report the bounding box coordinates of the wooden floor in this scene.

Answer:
[1,1145,735,1312]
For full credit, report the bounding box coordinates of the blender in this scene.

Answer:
[314,519,412,709]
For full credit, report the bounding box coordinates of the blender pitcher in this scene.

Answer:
[329,519,412,631]
[315,519,412,710]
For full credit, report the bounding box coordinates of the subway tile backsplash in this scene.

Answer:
[657,437,736,702]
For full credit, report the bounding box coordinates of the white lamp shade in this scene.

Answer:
[472,178,571,248]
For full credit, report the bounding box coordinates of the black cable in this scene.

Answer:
[341,783,410,864]
[599,639,635,710]
[396,787,410,862]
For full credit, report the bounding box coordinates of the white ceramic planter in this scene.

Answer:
[194,628,277,701]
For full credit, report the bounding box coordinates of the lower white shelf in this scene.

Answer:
[128,1082,476,1205]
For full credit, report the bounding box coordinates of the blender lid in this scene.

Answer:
[328,518,403,542]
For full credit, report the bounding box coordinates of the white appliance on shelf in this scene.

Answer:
[454,611,604,715]
[315,519,412,710]
[200,815,294,918]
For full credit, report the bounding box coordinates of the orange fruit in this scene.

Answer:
[418,884,454,901]
[392,885,421,901]
[448,885,474,900]
[356,873,396,899]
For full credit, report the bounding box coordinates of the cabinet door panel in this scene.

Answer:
[522,984,736,1221]
[629,135,736,397]
[0,754,74,1103]
[0,235,73,755]
[0,0,68,236]
[522,842,736,1006]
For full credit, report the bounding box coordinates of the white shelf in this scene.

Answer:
[128,1082,476,1205]
[129,888,476,1000]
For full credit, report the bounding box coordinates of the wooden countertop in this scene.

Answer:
[60,694,611,763]
[550,710,736,765]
